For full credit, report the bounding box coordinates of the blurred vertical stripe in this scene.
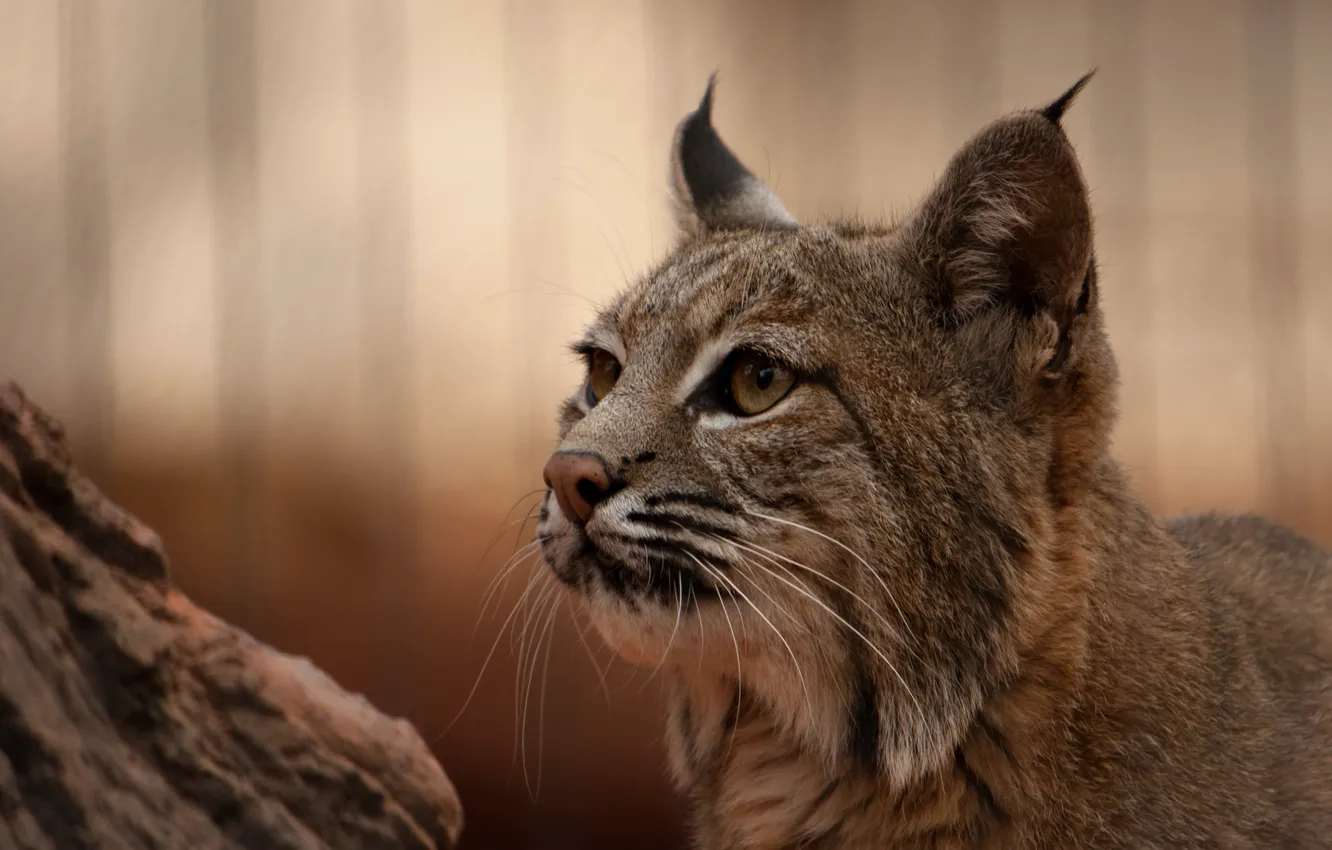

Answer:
[1,3,1329,847]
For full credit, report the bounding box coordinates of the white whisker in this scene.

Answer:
[726,535,916,662]
[729,555,811,634]
[641,570,685,692]
[723,539,925,726]
[521,586,561,800]
[441,561,546,738]
[569,600,613,702]
[513,577,559,753]
[746,509,919,650]
[476,540,541,630]
[470,490,547,636]
[476,488,545,570]
[692,583,706,679]
[694,556,744,761]
[698,553,814,720]
[726,543,848,718]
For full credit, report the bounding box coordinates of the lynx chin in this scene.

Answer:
[535,72,1332,849]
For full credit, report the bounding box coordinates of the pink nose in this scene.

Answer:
[543,451,614,524]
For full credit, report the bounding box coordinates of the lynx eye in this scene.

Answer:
[585,349,621,406]
[728,351,795,416]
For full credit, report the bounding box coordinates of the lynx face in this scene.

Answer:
[537,75,1110,786]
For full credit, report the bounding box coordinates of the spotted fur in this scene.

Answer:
[536,75,1332,849]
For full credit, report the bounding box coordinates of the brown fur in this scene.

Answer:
[536,77,1332,848]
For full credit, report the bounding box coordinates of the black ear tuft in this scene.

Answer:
[676,74,745,217]
[669,73,796,235]
[1040,70,1097,124]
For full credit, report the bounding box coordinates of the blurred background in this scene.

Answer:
[1,1,1330,847]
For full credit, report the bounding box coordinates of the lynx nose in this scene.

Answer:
[543,451,617,524]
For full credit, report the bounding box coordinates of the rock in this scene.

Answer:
[0,382,463,850]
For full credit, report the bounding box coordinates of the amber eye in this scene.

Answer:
[586,349,621,406]
[728,351,795,416]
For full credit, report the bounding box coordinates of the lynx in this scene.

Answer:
[535,73,1332,848]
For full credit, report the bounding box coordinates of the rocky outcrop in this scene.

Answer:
[0,381,462,849]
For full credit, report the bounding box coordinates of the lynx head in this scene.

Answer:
[537,73,1112,788]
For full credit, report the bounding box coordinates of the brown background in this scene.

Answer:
[2,1,1330,848]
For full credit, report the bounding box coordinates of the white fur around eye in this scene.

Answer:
[698,409,741,430]
[587,328,627,364]
[697,389,800,430]
[676,336,733,404]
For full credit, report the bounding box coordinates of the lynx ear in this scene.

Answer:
[902,73,1096,327]
[670,75,797,236]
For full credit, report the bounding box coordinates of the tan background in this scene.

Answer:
[2,1,1329,847]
